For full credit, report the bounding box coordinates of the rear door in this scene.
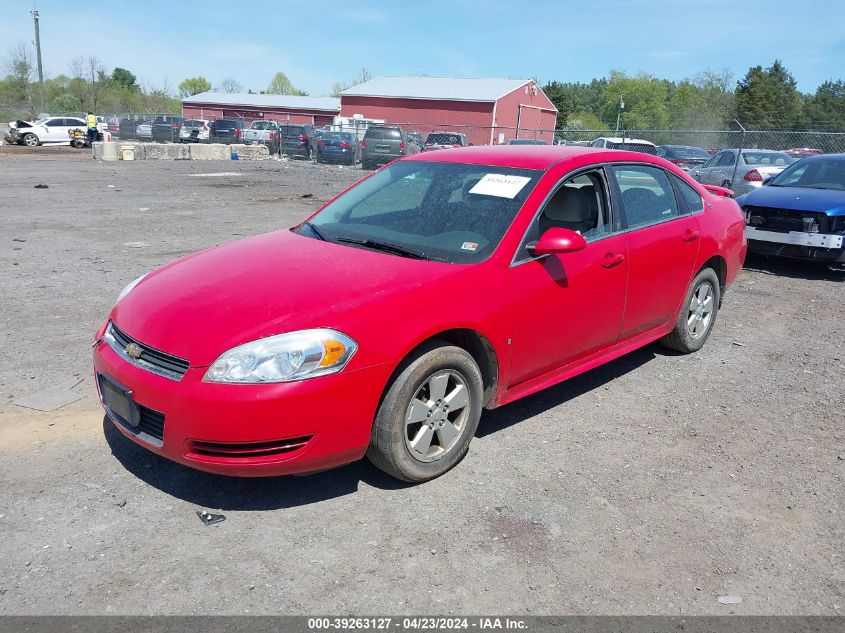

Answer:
[609,164,701,338]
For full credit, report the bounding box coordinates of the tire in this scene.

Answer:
[367,342,484,482]
[362,160,373,170]
[22,133,39,147]
[660,268,720,353]
[70,138,85,149]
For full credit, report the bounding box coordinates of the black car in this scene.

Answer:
[657,145,712,171]
[207,119,247,144]
[279,124,316,159]
[151,116,184,143]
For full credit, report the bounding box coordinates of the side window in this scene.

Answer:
[717,152,735,167]
[611,165,680,229]
[672,175,704,215]
[46,119,64,127]
[703,153,719,168]
[518,170,612,261]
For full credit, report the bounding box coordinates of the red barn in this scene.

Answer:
[340,76,557,146]
[181,92,340,127]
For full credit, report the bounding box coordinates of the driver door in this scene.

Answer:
[508,167,628,385]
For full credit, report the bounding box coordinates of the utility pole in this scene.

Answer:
[30,10,45,114]
[615,94,624,132]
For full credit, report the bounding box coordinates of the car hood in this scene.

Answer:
[737,186,845,216]
[110,230,467,366]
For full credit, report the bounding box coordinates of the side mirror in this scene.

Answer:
[527,227,587,257]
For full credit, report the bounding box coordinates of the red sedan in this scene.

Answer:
[93,146,746,482]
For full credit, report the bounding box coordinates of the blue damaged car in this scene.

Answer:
[736,154,845,270]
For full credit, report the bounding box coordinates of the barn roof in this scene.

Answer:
[182,92,341,112]
[341,76,536,103]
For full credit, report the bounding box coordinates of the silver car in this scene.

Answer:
[693,149,795,195]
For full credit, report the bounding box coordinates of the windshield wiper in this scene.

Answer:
[300,220,326,241]
[336,237,428,260]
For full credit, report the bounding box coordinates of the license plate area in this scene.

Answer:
[98,373,140,428]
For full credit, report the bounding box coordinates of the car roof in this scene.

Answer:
[596,136,654,145]
[405,145,646,170]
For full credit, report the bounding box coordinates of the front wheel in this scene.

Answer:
[22,133,39,147]
[660,268,720,353]
[367,343,483,482]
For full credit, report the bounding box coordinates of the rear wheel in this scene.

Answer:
[22,133,39,147]
[367,342,483,482]
[660,268,720,353]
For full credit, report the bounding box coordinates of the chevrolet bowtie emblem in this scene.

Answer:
[125,343,143,359]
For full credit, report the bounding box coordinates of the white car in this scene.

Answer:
[590,136,657,154]
[13,116,89,147]
[179,119,211,142]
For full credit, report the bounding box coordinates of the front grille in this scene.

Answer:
[106,322,189,380]
[744,205,831,233]
[138,406,165,441]
[189,436,312,459]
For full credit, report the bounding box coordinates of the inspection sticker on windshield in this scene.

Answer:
[461,241,479,251]
[469,174,532,199]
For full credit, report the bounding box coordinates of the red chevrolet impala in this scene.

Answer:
[93,146,746,482]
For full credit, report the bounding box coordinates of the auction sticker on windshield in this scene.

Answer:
[469,174,532,198]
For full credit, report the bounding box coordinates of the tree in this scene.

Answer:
[265,71,307,96]
[178,76,211,98]
[668,70,734,129]
[4,41,34,107]
[218,77,243,93]
[111,67,137,90]
[330,67,374,96]
[541,80,574,124]
[602,70,670,130]
[736,60,802,129]
[804,80,845,131]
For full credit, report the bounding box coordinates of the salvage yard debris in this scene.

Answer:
[196,510,226,526]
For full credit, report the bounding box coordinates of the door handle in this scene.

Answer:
[601,252,625,269]
[683,229,700,243]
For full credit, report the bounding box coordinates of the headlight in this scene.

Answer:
[116,274,147,303]
[204,329,358,384]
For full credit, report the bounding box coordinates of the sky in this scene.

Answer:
[4,0,845,96]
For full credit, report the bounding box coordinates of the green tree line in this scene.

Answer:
[543,60,845,132]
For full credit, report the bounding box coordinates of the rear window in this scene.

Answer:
[666,146,711,160]
[365,127,402,140]
[212,120,240,128]
[251,121,274,130]
[609,142,657,154]
[427,133,462,145]
[184,120,204,127]
[280,126,307,135]
[323,132,353,141]
[742,151,794,166]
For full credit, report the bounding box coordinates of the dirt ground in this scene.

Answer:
[0,144,842,615]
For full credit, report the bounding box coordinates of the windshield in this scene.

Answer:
[427,133,463,145]
[770,157,845,190]
[297,161,542,263]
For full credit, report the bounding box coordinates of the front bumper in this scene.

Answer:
[746,227,845,263]
[93,332,393,477]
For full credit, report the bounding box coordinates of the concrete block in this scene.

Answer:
[117,142,145,160]
[230,144,270,160]
[92,142,104,159]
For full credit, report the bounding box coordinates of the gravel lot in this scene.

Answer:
[0,145,843,615]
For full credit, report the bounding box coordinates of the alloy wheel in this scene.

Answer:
[404,370,470,462]
[687,281,714,339]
